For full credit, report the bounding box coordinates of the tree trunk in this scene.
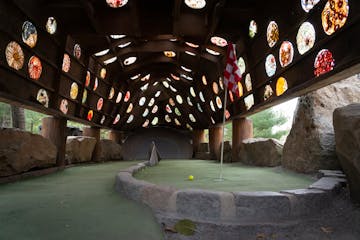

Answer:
[11,105,26,130]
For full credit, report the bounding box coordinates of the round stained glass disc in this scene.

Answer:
[5,41,24,70]
[267,21,279,48]
[265,54,277,77]
[279,41,294,68]
[296,22,316,55]
[28,56,42,80]
[22,21,37,48]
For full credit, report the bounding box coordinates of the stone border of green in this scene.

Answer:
[115,162,347,222]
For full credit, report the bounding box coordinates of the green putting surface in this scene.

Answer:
[0,161,163,240]
[135,160,314,192]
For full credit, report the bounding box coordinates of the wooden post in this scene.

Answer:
[83,127,101,162]
[41,117,67,167]
[209,125,223,160]
[192,129,206,154]
[232,117,253,161]
[109,130,125,144]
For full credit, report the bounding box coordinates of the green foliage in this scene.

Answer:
[174,219,196,236]
[24,109,47,133]
[0,102,11,127]
[249,109,289,140]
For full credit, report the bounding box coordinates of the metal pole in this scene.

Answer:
[218,88,228,180]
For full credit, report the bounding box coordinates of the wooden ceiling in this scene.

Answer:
[0,0,359,131]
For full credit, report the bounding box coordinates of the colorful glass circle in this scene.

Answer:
[142,119,149,128]
[82,89,87,104]
[97,98,103,111]
[70,82,78,100]
[100,68,106,79]
[85,71,91,87]
[73,44,81,59]
[124,91,130,102]
[301,0,320,12]
[279,41,294,68]
[143,108,149,117]
[106,0,128,8]
[127,115,134,124]
[22,21,37,48]
[37,89,49,107]
[5,41,24,70]
[244,94,254,110]
[213,82,219,94]
[237,57,246,75]
[28,56,42,80]
[184,0,206,9]
[87,110,94,121]
[62,54,71,72]
[216,96,222,109]
[322,0,349,35]
[314,49,335,77]
[265,54,277,77]
[211,36,228,47]
[267,21,279,48]
[296,22,316,55]
[126,103,133,113]
[264,85,274,100]
[93,78,98,91]
[176,95,183,104]
[116,92,122,103]
[113,114,120,124]
[139,97,146,106]
[245,74,252,92]
[109,87,115,99]
[249,20,257,38]
[60,99,68,114]
[46,17,57,34]
[276,77,288,96]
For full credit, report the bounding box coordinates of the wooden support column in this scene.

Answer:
[109,130,125,144]
[192,129,206,154]
[209,125,223,160]
[83,127,101,162]
[41,117,67,167]
[232,118,253,161]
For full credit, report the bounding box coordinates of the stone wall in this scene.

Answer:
[283,75,360,173]
[334,104,360,203]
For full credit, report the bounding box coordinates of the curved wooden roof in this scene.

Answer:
[0,0,359,131]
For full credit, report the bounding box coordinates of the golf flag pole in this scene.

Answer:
[216,43,242,181]
[218,88,227,180]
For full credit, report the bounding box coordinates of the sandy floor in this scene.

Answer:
[0,161,164,240]
[135,160,314,192]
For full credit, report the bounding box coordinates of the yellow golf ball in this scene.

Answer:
[188,175,194,181]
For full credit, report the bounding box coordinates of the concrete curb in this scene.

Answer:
[115,164,347,222]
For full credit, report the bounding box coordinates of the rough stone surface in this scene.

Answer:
[176,189,222,220]
[194,152,211,160]
[66,136,96,163]
[309,177,346,192]
[141,185,176,211]
[334,104,360,203]
[281,188,330,216]
[233,191,291,220]
[197,143,209,153]
[223,141,232,163]
[238,138,283,167]
[98,139,122,161]
[0,128,57,177]
[283,75,360,173]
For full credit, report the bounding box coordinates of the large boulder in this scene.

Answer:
[216,141,232,163]
[283,75,360,173]
[239,138,282,167]
[66,136,96,163]
[333,104,360,203]
[98,139,122,161]
[0,128,57,177]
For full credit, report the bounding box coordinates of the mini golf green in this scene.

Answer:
[135,160,314,192]
[0,161,163,240]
